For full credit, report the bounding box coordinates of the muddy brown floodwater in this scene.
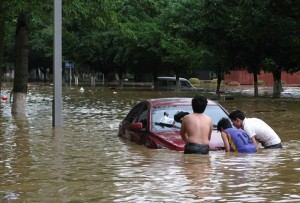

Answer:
[0,84,300,202]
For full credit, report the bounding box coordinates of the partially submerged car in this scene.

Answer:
[156,77,196,90]
[118,97,228,151]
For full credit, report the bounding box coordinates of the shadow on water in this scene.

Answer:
[0,84,300,202]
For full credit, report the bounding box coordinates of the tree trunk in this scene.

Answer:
[253,72,258,97]
[272,68,282,98]
[74,75,79,86]
[153,71,158,91]
[216,72,222,94]
[0,14,5,95]
[12,13,29,114]
[91,76,96,87]
[100,69,109,86]
[175,74,180,92]
[118,71,123,89]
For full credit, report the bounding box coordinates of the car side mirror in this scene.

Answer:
[129,122,143,131]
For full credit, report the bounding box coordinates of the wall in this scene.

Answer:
[224,70,300,85]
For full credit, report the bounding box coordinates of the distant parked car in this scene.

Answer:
[156,77,196,90]
[118,97,228,151]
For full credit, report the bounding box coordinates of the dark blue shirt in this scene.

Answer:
[224,128,257,153]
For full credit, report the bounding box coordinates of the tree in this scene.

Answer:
[230,0,300,97]
[62,0,118,85]
[0,0,53,113]
[12,13,29,114]
[2,0,299,99]
[230,0,270,97]
[114,0,167,87]
[262,0,300,97]
[159,0,238,93]
[0,0,12,95]
[157,1,203,90]
[0,17,4,94]
[195,1,238,94]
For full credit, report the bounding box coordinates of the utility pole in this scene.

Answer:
[53,0,63,127]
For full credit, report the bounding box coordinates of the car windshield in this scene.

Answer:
[151,105,228,132]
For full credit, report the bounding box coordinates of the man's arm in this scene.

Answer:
[251,136,259,151]
[221,132,230,152]
[208,119,212,141]
[244,126,259,151]
[180,122,188,143]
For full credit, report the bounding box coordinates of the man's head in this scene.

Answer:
[192,95,207,113]
[217,117,232,132]
[229,110,245,129]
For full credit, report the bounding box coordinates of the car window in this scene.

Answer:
[125,102,147,123]
[180,81,191,87]
[152,105,192,132]
[158,80,168,87]
[157,78,194,90]
[204,105,229,126]
[168,80,176,87]
[137,106,148,128]
[124,105,140,123]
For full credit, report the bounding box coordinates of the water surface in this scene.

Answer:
[1,85,300,202]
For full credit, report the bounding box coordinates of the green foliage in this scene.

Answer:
[1,0,299,86]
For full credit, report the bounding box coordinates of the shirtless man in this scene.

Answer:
[180,95,212,154]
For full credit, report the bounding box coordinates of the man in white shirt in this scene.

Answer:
[229,110,282,150]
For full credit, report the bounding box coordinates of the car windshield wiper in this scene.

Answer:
[154,122,181,129]
[155,122,216,130]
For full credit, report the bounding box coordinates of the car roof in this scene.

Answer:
[145,97,217,107]
[157,77,188,81]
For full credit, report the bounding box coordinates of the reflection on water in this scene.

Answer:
[1,85,300,202]
[227,86,300,98]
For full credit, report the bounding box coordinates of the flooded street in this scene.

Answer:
[1,84,300,202]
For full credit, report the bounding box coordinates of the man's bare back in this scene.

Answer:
[180,113,212,145]
[179,95,212,154]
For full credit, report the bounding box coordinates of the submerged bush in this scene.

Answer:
[189,78,201,85]
[228,81,240,86]
[211,79,218,84]
[257,80,265,86]
[211,79,224,84]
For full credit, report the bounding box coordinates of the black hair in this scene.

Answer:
[174,111,189,123]
[229,110,245,120]
[192,95,207,113]
[217,117,232,132]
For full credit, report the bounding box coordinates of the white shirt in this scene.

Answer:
[242,118,281,147]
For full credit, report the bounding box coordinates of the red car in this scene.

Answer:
[118,97,227,151]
